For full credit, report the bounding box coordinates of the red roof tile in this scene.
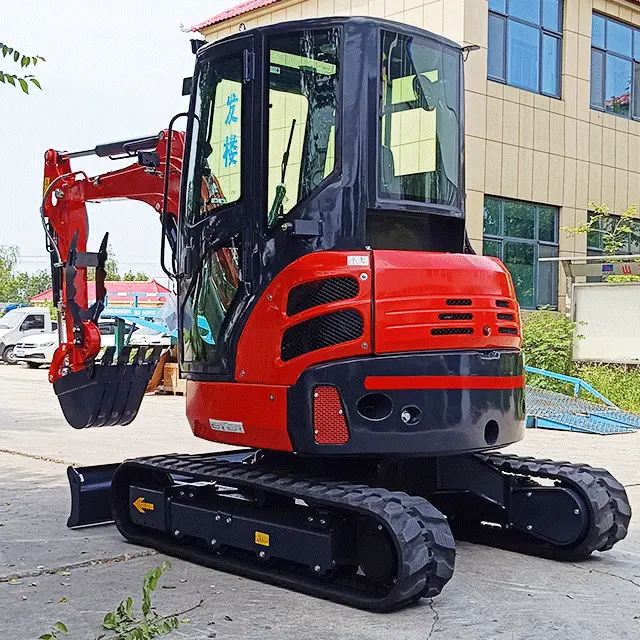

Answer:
[191,0,285,31]
[29,280,171,303]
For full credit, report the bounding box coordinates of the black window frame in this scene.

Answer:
[483,196,559,309]
[590,12,640,121]
[488,0,563,99]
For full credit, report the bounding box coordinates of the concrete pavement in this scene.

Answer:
[1,363,639,639]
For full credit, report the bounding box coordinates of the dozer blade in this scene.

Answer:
[67,463,120,527]
[54,346,163,429]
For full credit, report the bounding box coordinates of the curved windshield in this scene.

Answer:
[0,309,24,329]
[379,31,461,207]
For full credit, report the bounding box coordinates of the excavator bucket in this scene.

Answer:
[54,345,163,429]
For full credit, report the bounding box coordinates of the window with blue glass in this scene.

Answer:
[483,197,559,309]
[590,13,640,119]
[488,0,563,98]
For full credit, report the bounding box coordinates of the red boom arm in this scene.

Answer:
[41,130,184,383]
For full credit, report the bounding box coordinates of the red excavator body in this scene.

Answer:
[42,17,629,613]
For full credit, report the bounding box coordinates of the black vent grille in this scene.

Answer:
[446,299,472,306]
[498,327,518,335]
[287,277,359,316]
[496,300,510,308]
[497,313,515,321]
[431,327,474,336]
[281,310,364,361]
[439,313,473,321]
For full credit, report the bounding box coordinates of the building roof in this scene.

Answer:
[191,0,284,31]
[29,280,171,303]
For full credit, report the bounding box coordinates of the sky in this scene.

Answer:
[0,0,238,282]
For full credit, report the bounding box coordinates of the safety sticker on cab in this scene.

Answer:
[209,419,245,433]
[347,255,369,266]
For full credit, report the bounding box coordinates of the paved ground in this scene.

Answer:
[1,364,639,640]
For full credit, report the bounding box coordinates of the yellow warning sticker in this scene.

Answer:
[255,531,270,547]
[133,497,155,513]
[43,176,50,196]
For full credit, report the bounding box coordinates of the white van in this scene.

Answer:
[0,307,53,364]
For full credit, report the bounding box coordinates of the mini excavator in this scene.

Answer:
[41,18,631,611]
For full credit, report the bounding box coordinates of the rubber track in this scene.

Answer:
[476,453,630,559]
[113,454,456,611]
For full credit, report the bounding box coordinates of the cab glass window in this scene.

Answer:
[379,31,461,207]
[266,29,340,227]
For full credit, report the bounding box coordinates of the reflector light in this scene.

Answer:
[313,386,349,445]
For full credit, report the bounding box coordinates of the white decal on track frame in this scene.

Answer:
[347,255,369,266]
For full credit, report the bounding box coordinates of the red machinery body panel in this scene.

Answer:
[371,251,521,354]
[235,251,373,385]
[187,381,292,451]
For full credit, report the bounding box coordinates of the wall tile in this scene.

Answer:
[564,76,578,119]
[423,1,444,35]
[576,34,591,82]
[502,84,521,104]
[486,96,503,142]
[565,117,577,159]
[334,0,351,14]
[575,79,591,122]
[576,120,590,161]
[465,189,485,241]
[628,173,640,208]
[367,0,385,16]
[463,0,489,47]
[485,139,503,194]
[519,104,534,148]
[615,169,629,214]
[517,147,534,201]
[466,91,487,138]
[501,144,519,198]
[601,165,615,208]
[533,151,550,203]
[404,5,423,27]
[564,157,578,207]
[443,0,465,42]
[615,130,629,170]
[587,162,602,205]
[502,100,520,146]
[533,109,550,152]
[549,113,565,156]
[565,0,579,33]
[578,0,593,34]
[519,90,534,107]
[464,47,488,94]
[548,154,565,205]
[602,126,616,167]
[564,31,578,77]
[575,159,590,210]
[465,135,486,192]
[487,79,504,99]
[534,93,551,112]
[629,135,640,172]
[589,124,603,165]
[615,115,629,133]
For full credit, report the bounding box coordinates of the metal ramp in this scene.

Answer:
[525,366,640,435]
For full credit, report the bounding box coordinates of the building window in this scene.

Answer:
[488,0,563,98]
[483,196,559,309]
[590,13,640,119]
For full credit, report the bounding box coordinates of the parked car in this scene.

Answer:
[14,329,59,368]
[130,325,171,346]
[0,307,53,364]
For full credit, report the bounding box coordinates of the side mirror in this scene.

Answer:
[182,77,193,96]
[413,74,436,112]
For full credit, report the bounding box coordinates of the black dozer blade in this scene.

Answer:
[67,463,120,527]
[54,345,163,429]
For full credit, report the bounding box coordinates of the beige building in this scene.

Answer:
[194,0,640,310]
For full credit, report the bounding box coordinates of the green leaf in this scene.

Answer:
[0,73,4,84]
[32,56,38,65]
[30,78,42,90]
[18,78,28,93]
[13,50,19,62]
[38,635,53,640]
[7,47,13,55]
[2,45,8,57]
[103,612,118,630]
[21,55,29,68]
[55,621,68,632]
[5,74,16,86]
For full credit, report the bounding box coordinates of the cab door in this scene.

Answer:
[178,36,255,377]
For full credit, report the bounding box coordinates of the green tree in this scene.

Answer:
[87,245,121,281]
[564,201,640,282]
[0,245,52,303]
[123,271,149,281]
[0,41,44,93]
